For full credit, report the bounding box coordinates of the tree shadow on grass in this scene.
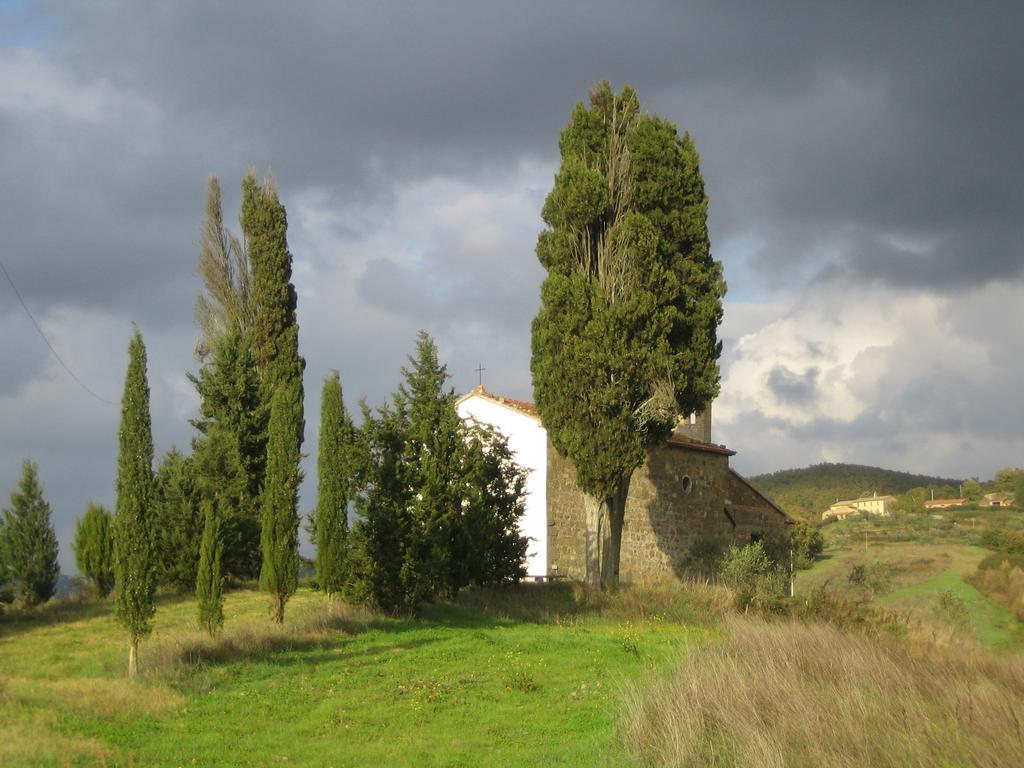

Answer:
[0,595,115,636]
[432,581,724,628]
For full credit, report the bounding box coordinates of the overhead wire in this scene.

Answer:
[0,257,118,407]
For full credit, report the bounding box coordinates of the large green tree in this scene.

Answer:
[73,503,115,597]
[190,325,265,579]
[152,449,202,591]
[259,383,302,623]
[114,330,156,676]
[315,371,354,597]
[1,460,60,607]
[191,171,304,588]
[531,82,725,587]
[349,332,528,613]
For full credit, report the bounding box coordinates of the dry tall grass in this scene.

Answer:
[970,560,1024,620]
[622,615,1024,768]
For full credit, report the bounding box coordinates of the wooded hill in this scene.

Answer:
[748,463,963,521]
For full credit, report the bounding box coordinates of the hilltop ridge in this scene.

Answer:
[748,462,963,520]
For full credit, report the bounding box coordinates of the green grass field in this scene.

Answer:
[795,536,1024,651]
[0,585,714,767]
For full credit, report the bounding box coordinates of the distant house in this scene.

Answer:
[980,493,1014,508]
[924,498,967,510]
[822,492,894,521]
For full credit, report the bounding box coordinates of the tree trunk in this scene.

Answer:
[583,495,604,587]
[128,637,139,678]
[273,592,286,624]
[584,474,632,590]
[601,478,631,590]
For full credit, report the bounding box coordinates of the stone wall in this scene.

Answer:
[547,441,786,584]
[724,469,790,543]
[672,406,712,444]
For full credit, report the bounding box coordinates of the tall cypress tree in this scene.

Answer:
[1,460,59,607]
[242,172,304,426]
[114,330,156,676]
[531,82,725,588]
[195,499,224,635]
[241,173,304,593]
[259,383,302,623]
[315,371,353,597]
[73,503,115,597]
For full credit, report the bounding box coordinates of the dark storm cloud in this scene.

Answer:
[4,0,1011,317]
[4,1,1024,568]
[766,366,818,406]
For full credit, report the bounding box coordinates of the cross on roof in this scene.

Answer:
[475,363,486,387]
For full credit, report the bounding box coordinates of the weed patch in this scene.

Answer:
[622,615,1024,768]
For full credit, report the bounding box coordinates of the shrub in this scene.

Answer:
[789,520,825,568]
[848,561,894,597]
[980,530,1024,555]
[73,503,115,597]
[718,542,786,613]
[687,534,727,579]
[934,589,969,628]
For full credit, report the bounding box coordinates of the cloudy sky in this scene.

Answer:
[1,1,1021,570]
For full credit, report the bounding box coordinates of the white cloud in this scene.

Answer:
[0,48,157,125]
[717,281,1024,479]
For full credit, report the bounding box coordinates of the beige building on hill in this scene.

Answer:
[822,492,895,521]
[456,387,789,585]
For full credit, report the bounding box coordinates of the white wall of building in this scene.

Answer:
[456,395,548,576]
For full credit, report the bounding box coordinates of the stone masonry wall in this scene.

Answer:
[547,442,785,584]
[725,470,790,543]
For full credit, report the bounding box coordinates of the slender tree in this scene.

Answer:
[399,333,466,604]
[1,460,60,606]
[315,371,354,597]
[73,503,115,597]
[114,330,156,676]
[259,383,302,623]
[242,172,305,418]
[195,499,224,635]
[531,82,725,587]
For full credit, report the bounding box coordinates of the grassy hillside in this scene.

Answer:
[748,462,963,519]
[1,576,1021,767]
[0,584,717,767]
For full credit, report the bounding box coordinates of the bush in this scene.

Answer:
[687,534,727,579]
[718,542,786,613]
[790,520,825,568]
[848,561,894,597]
[980,530,1024,555]
[934,589,969,627]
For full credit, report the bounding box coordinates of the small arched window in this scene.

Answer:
[682,475,693,493]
